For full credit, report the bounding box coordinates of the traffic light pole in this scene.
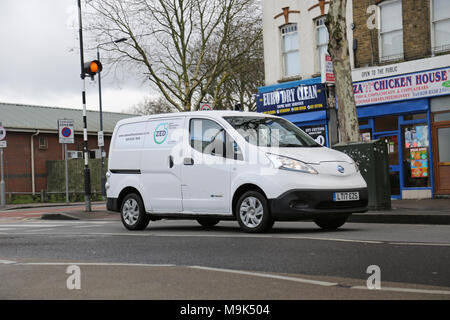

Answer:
[77,0,91,212]
[97,48,106,199]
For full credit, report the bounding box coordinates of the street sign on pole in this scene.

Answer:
[0,122,5,208]
[58,119,75,144]
[58,119,74,204]
[0,125,6,141]
[200,103,213,111]
[98,131,104,147]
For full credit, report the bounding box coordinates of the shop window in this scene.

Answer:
[431,0,450,54]
[315,17,329,73]
[403,113,427,121]
[402,124,431,188]
[359,119,369,126]
[434,112,450,122]
[381,135,399,165]
[360,129,372,142]
[281,24,300,77]
[374,115,398,132]
[379,0,404,62]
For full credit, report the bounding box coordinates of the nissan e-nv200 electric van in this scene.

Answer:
[106,111,368,233]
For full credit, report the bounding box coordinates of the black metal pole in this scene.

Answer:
[77,0,91,212]
[97,48,106,199]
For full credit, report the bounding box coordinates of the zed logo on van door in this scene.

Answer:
[153,123,169,144]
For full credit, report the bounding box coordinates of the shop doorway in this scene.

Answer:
[432,119,450,195]
[374,133,401,199]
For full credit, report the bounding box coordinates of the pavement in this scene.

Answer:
[0,198,449,224]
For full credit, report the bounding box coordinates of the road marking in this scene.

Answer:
[0,224,62,228]
[387,242,450,247]
[189,265,338,287]
[351,285,450,295]
[17,262,175,268]
[0,260,17,264]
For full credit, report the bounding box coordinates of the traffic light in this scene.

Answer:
[83,60,102,79]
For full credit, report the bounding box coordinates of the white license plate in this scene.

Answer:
[333,192,360,202]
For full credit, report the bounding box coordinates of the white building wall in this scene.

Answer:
[262,0,354,86]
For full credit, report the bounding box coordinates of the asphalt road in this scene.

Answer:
[0,216,450,299]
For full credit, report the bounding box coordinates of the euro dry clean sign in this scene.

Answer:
[256,83,327,115]
[353,66,450,106]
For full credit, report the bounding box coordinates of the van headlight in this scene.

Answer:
[266,153,318,174]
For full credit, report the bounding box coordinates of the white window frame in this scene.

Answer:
[378,0,404,62]
[430,0,450,54]
[315,16,329,73]
[280,24,300,78]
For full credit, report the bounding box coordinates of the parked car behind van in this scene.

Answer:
[106,111,368,233]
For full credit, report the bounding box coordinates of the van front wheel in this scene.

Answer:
[120,193,150,231]
[236,191,273,233]
[314,215,349,231]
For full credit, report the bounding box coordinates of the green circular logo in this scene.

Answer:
[153,123,169,144]
[442,81,450,88]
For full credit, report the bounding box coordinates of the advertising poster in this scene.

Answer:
[405,125,428,148]
[410,147,428,178]
[302,125,326,146]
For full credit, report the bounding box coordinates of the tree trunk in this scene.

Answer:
[326,0,360,143]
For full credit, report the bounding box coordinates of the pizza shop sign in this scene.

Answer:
[353,67,450,106]
[256,83,327,115]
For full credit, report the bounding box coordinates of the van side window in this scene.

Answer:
[190,119,243,160]
[190,119,225,157]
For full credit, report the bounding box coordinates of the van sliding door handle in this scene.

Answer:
[168,156,174,168]
[183,157,194,166]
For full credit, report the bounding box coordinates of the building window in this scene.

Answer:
[379,0,404,62]
[281,24,300,77]
[315,17,329,73]
[431,0,450,53]
[38,136,48,150]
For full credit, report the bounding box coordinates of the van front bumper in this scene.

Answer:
[269,188,368,221]
[107,198,119,212]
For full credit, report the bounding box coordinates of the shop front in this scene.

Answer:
[353,63,450,199]
[256,77,330,147]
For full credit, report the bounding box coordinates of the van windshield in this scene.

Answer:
[223,116,321,148]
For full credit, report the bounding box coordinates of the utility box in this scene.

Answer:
[334,139,391,210]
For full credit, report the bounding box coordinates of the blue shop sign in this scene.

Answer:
[256,83,327,115]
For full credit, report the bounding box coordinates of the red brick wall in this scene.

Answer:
[2,131,111,193]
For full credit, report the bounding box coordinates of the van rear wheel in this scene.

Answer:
[314,215,349,230]
[196,218,220,227]
[236,191,273,233]
[120,193,150,231]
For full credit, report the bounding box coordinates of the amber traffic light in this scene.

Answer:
[83,60,102,78]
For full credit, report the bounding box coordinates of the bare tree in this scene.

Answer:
[128,96,176,115]
[325,0,360,143]
[198,18,264,111]
[85,0,262,112]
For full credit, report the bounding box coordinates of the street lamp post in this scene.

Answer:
[96,38,127,199]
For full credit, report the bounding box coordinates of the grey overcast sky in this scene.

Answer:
[0,0,150,113]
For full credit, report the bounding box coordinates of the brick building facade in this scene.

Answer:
[0,103,135,194]
[353,0,433,67]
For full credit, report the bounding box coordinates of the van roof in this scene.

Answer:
[115,110,278,126]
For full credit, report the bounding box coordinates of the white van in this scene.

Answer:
[106,111,368,233]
